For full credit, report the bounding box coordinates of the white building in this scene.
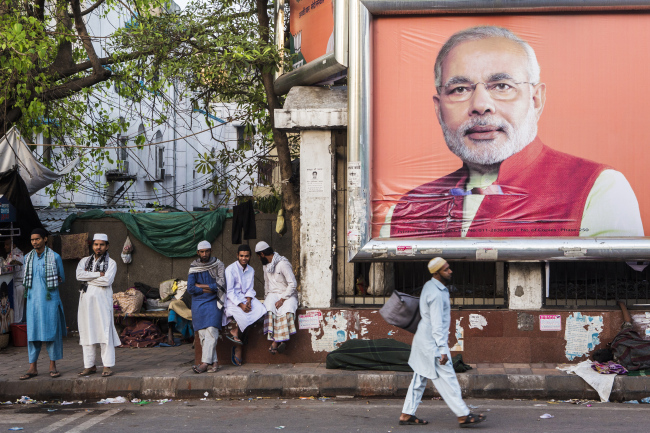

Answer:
[30,1,266,211]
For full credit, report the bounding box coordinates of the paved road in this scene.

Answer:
[2,398,649,433]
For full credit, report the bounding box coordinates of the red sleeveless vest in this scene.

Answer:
[389,138,609,238]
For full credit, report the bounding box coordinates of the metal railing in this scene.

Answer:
[546,261,650,307]
[336,261,506,308]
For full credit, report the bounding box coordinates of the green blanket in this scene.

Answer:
[326,339,413,371]
[626,369,650,377]
[60,209,228,258]
[325,339,473,373]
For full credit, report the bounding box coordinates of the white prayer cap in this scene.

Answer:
[428,257,447,274]
[255,241,270,253]
[197,240,212,250]
[93,233,108,242]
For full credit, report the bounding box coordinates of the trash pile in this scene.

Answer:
[623,397,650,404]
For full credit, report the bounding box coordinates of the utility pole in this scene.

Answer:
[173,80,177,208]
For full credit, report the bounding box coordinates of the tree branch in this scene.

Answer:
[43,49,153,81]
[70,0,102,74]
[78,0,105,16]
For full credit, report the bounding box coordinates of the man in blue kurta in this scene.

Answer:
[20,228,66,380]
[399,258,485,428]
[187,240,225,374]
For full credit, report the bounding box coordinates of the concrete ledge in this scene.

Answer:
[3,369,650,402]
[274,109,347,130]
[141,377,178,399]
[176,375,215,399]
[274,86,347,130]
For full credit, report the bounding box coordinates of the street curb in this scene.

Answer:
[3,373,650,402]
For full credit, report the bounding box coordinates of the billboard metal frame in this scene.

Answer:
[274,0,349,95]
[347,0,650,262]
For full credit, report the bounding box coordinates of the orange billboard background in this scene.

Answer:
[371,14,650,238]
[290,0,334,64]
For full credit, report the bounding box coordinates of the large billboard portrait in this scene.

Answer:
[372,14,650,240]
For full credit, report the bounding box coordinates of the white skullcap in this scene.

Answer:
[197,240,211,250]
[93,233,108,242]
[428,257,447,274]
[255,241,270,253]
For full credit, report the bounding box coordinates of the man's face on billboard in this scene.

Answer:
[433,37,546,169]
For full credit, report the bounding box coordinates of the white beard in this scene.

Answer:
[440,101,538,167]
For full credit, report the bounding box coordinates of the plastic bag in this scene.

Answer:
[276,209,287,236]
[121,235,133,264]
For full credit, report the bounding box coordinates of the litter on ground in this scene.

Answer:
[98,397,127,404]
[18,396,36,404]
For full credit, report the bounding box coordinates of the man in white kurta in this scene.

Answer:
[399,258,485,427]
[255,241,298,354]
[223,244,266,365]
[75,233,121,377]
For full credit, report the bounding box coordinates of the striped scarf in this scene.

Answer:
[23,247,59,300]
[267,253,290,274]
[80,252,109,292]
[189,257,226,309]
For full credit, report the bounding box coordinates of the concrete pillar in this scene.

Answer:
[507,262,544,310]
[299,130,335,307]
[367,262,395,296]
[274,86,348,308]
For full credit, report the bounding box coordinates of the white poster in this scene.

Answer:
[540,314,562,331]
[306,167,325,196]
[347,162,361,188]
[299,311,323,330]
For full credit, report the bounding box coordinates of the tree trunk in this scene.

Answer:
[255,0,301,283]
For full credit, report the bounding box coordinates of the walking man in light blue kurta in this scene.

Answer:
[399,258,485,428]
[19,228,66,380]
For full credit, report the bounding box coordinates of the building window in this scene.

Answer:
[236,126,253,150]
[258,159,277,186]
[117,137,128,161]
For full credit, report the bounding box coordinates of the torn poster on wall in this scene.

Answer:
[469,314,487,330]
[309,310,360,352]
[450,317,464,351]
[631,312,650,340]
[564,312,603,361]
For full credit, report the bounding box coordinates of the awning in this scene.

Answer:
[0,126,79,195]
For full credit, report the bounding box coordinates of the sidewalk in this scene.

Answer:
[1,337,649,402]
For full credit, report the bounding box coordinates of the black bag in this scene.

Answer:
[134,282,160,299]
[379,290,421,334]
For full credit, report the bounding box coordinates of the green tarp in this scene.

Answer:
[60,209,229,258]
[326,339,413,371]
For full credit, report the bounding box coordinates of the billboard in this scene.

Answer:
[371,14,650,240]
[289,0,335,69]
[274,0,347,95]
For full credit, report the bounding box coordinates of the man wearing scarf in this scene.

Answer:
[255,241,298,355]
[76,233,120,377]
[188,240,226,373]
[19,228,66,380]
[223,244,266,366]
